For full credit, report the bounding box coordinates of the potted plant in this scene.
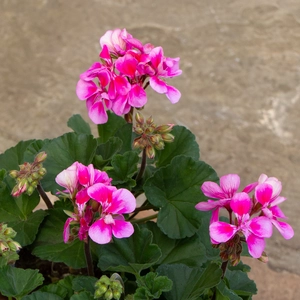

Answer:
[0,28,294,300]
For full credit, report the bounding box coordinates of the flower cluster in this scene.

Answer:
[195,174,294,263]
[76,28,182,124]
[9,152,47,197]
[94,274,123,300]
[55,162,136,244]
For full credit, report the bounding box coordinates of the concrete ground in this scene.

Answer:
[1,0,300,298]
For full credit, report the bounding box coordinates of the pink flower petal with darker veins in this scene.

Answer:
[149,76,168,94]
[129,85,147,108]
[76,79,98,100]
[209,221,237,243]
[112,219,134,239]
[246,234,266,258]
[195,200,220,211]
[109,188,136,214]
[248,216,272,238]
[166,84,181,103]
[89,218,112,244]
[111,95,131,116]
[255,183,273,206]
[201,181,226,199]
[271,220,294,239]
[269,205,286,218]
[220,174,240,197]
[86,97,108,124]
[230,192,251,216]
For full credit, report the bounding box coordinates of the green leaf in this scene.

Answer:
[144,156,218,239]
[107,151,139,188]
[23,139,50,162]
[157,263,222,300]
[114,123,135,154]
[41,132,98,193]
[70,291,94,300]
[72,276,98,294]
[97,111,127,143]
[155,126,200,167]
[215,280,242,300]
[93,137,123,169]
[97,225,161,275]
[22,291,64,300]
[32,208,87,268]
[40,282,69,299]
[141,222,207,268]
[225,269,257,297]
[0,265,44,299]
[135,272,173,299]
[67,114,92,135]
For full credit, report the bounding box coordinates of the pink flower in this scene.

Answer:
[210,192,273,258]
[87,183,136,244]
[255,183,294,239]
[195,174,240,222]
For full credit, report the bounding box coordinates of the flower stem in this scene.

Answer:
[84,237,94,276]
[128,202,155,220]
[135,148,147,182]
[130,213,158,224]
[221,260,228,279]
[36,183,53,209]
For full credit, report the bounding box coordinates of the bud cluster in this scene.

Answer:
[133,112,175,159]
[0,223,21,264]
[94,274,123,300]
[9,152,47,197]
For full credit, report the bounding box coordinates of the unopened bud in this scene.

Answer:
[146,116,154,126]
[135,112,144,125]
[113,290,121,300]
[27,185,35,196]
[9,170,18,179]
[31,172,40,180]
[4,227,16,238]
[161,133,174,143]
[38,168,47,176]
[154,141,165,150]
[35,151,47,163]
[258,251,268,263]
[104,289,113,300]
[0,242,9,252]
[155,124,174,133]
[149,134,161,145]
[99,275,111,286]
[134,126,144,135]
[145,145,155,159]
[91,200,100,212]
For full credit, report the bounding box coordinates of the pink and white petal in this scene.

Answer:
[55,162,78,192]
[248,216,273,238]
[195,200,220,211]
[89,219,112,244]
[242,182,258,193]
[115,55,137,77]
[77,164,90,186]
[269,206,286,219]
[210,207,220,223]
[128,85,147,108]
[166,84,181,104]
[149,76,168,94]
[149,46,164,70]
[246,234,266,259]
[111,95,131,116]
[201,181,226,199]
[86,98,108,124]
[209,222,237,243]
[220,174,240,197]
[271,220,294,240]
[99,45,111,61]
[258,174,268,184]
[266,178,282,199]
[63,218,74,243]
[114,76,131,96]
[110,188,136,214]
[112,219,134,239]
[87,183,112,204]
[76,79,98,100]
[270,196,286,207]
[76,188,90,205]
[80,62,103,81]
[255,183,273,206]
[230,192,251,216]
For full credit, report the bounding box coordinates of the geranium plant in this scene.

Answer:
[0,28,294,300]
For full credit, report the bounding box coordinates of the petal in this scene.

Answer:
[114,76,131,95]
[166,84,181,104]
[209,222,237,243]
[149,46,164,70]
[88,218,112,244]
[271,220,294,239]
[76,188,90,205]
[128,85,147,108]
[109,188,136,214]
[220,174,240,197]
[271,196,286,207]
[230,192,251,216]
[255,183,273,206]
[149,76,168,94]
[77,163,90,186]
[63,218,74,243]
[87,183,114,204]
[269,205,286,218]
[242,182,258,193]
[246,234,266,258]
[248,216,273,238]
[195,200,221,211]
[111,95,131,116]
[86,97,108,124]
[115,54,138,77]
[76,79,98,100]
[55,162,78,194]
[201,181,226,199]
[112,219,134,239]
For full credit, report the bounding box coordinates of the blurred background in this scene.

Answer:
[1,0,299,298]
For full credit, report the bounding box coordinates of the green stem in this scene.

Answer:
[37,183,53,209]
[220,260,228,279]
[84,237,94,276]
[130,213,158,224]
[128,201,153,220]
[135,148,147,182]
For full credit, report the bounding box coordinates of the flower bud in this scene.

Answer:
[112,290,121,300]
[38,168,47,176]
[134,126,144,135]
[3,227,16,238]
[154,141,165,150]
[149,134,161,145]
[104,289,113,300]
[99,275,111,286]
[9,170,18,179]
[146,145,155,159]
[135,112,144,125]
[27,185,35,196]
[146,116,154,126]
[155,124,174,133]
[161,133,174,143]
[35,151,47,163]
